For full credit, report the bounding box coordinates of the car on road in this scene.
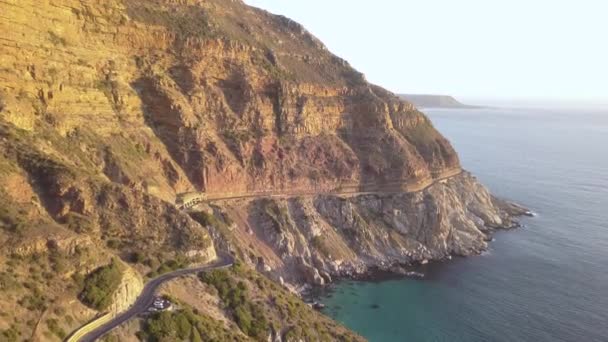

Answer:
[149,297,172,312]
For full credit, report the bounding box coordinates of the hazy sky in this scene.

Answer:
[245,0,607,106]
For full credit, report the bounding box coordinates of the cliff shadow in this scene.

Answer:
[131,77,206,191]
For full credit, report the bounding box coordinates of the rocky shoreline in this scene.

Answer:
[211,171,531,295]
[300,202,531,305]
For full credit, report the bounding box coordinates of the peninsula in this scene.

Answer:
[399,94,480,108]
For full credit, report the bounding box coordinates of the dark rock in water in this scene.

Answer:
[404,271,425,278]
[493,196,531,216]
[312,302,326,310]
[388,265,408,275]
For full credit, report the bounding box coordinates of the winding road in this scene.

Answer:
[70,171,464,341]
[72,255,234,342]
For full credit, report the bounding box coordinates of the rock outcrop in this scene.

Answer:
[220,172,526,286]
[109,263,144,314]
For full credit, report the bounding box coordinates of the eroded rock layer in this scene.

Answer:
[1,0,459,201]
[216,172,524,286]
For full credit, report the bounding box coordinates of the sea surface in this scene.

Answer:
[320,107,608,342]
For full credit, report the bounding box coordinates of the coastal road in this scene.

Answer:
[74,171,462,340]
[202,169,464,203]
[75,255,234,342]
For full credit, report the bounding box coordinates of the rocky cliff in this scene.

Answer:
[210,172,525,287]
[0,0,523,340]
[109,262,144,314]
[0,0,459,200]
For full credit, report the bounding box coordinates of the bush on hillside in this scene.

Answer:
[141,309,247,342]
[199,269,269,340]
[79,258,123,311]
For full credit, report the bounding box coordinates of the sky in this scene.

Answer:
[245,0,607,107]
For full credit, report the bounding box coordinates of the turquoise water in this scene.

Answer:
[321,108,608,342]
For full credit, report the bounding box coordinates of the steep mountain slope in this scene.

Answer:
[0,0,524,340]
[1,0,459,199]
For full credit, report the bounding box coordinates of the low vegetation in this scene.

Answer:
[80,258,123,311]
[146,255,193,278]
[18,287,48,312]
[311,235,332,257]
[0,190,27,233]
[47,30,67,46]
[200,268,270,340]
[124,1,218,40]
[260,199,291,234]
[2,325,20,342]
[46,318,67,339]
[139,308,247,342]
[189,211,221,228]
[189,209,236,248]
[198,264,362,342]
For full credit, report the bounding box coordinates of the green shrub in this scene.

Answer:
[189,211,219,227]
[47,31,67,46]
[46,318,66,339]
[124,1,218,40]
[71,272,85,288]
[61,212,94,233]
[2,325,20,342]
[148,257,190,278]
[146,311,180,340]
[18,285,48,312]
[105,239,122,249]
[0,271,19,291]
[311,235,332,257]
[0,198,27,233]
[48,251,68,274]
[79,259,123,310]
[142,309,246,342]
[128,251,146,264]
[199,270,269,340]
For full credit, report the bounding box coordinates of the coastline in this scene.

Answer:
[300,197,531,305]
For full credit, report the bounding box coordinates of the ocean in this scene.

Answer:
[320,107,608,342]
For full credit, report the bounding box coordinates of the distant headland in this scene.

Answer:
[399,94,481,109]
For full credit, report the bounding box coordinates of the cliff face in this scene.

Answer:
[0,0,522,340]
[0,0,459,200]
[215,172,523,286]
[109,263,144,314]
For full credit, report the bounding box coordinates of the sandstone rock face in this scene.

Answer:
[225,172,523,285]
[0,0,458,201]
[0,0,473,282]
[109,263,144,314]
